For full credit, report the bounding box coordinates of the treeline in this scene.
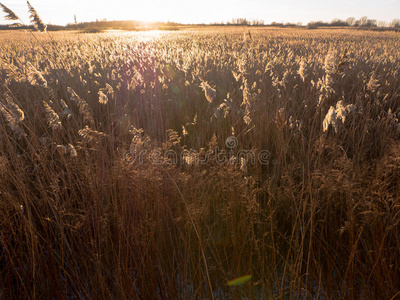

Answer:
[227,18,266,26]
[0,20,183,32]
[0,17,399,32]
[64,20,182,31]
[212,17,400,29]
[0,24,65,31]
[307,17,400,29]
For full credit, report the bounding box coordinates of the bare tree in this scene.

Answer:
[390,19,400,28]
[346,17,356,26]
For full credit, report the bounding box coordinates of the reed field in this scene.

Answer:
[0,25,400,299]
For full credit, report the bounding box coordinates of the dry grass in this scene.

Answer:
[0,27,400,299]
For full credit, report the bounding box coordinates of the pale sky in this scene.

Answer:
[0,0,399,25]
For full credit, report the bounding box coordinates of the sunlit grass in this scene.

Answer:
[0,26,400,299]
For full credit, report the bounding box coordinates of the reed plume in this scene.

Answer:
[78,126,108,143]
[324,48,337,75]
[98,90,108,105]
[5,96,24,122]
[200,81,216,103]
[336,48,349,74]
[323,100,355,133]
[67,144,78,157]
[323,106,338,133]
[27,62,47,87]
[27,1,46,32]
[60,99,72,119]
[367,72,380,92]
[57,144,78,157]
[298,59,307,82]
[67,87,94,124]
[0,102,25,137]
[105,83,114,97]
[0,3,19,21]
[43,101,62,130]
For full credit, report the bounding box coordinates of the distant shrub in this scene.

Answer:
[307,22,319,29]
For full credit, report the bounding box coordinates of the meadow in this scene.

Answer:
[0,27,400,299]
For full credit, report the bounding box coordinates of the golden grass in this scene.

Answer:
[0,27,400,299]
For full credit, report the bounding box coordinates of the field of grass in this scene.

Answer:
[0,27,400,299]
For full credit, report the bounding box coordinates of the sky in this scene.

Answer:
[0,0,399,26]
